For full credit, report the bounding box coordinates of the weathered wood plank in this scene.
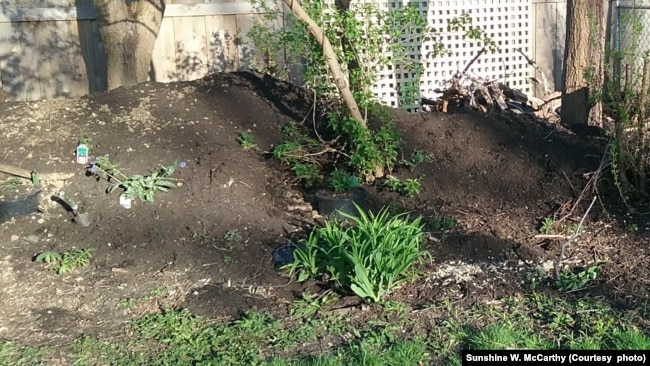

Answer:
[206,14,238,72]
[90,19,107,92]
[7,22,40,101]
[68,18,90,95]
[33,19,76,98]
[173,16,208,81]
[164,1,282,17]
[152,17,178,82]
[0,6,95,23]
[0,21,14,93]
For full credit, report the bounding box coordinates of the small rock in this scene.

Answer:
[24,235,40,243]
[10,235,19,241]
[37,218,44,224]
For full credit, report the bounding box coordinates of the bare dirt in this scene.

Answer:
[0,72,648,348]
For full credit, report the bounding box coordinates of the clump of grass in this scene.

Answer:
[286,205,429,302]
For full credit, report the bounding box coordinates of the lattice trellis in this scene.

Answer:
[370,0,533,110]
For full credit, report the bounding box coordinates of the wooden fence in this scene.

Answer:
[0,0,281,102]
[0,0,569,102]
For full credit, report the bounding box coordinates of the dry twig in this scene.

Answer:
[554,196,597,281]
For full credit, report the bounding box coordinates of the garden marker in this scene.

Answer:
[76,144,89,164]
[119,194,132,209]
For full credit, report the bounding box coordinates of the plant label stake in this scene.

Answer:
[119,194,132,209]
[76,144,89,164]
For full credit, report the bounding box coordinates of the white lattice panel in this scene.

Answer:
[370,0,533,110]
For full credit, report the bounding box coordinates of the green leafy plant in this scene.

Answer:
[402,178,421,198]
[237,131,258,151]
[292,163,320,187]
[383,176,421,197]
[223,255,237,265]
[286,205,428,302]
[555,265,601,292]
[539,217,557,235]
[384,176,403,192]
[328,169,359,193]
[87,156,178,203]
[35,248,95,275]
[223,230,242,243]
[405,150,433,171]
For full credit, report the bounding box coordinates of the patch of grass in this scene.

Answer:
[2,177,22,191]
[466,322,553,349]
[2,289,649,365]
[34,248,95,275]
[0,341,44,366]
[607,327,650,350]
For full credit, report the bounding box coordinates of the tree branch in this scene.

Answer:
[282,0,365,127]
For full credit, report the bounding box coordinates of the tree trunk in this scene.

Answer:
[93,0,165,90]
[282,0,365,126]
[561,0,607,130]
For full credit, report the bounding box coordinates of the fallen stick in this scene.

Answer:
[534,234,569,239]
[553,196,598,281]
[0,162,74,181]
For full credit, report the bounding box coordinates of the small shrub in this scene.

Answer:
[292,163,320,187]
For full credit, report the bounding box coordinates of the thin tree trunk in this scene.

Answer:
[562,0,590,127]
[282,0,365,126]
[93,0,165,90]
[561,0,607,129]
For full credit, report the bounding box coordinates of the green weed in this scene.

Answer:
[223,230,242,242]
[539,217,556,234]
[34,248,95,275]
[555,265,601,292]
[237,131,259,151]
[405,150,433,171]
